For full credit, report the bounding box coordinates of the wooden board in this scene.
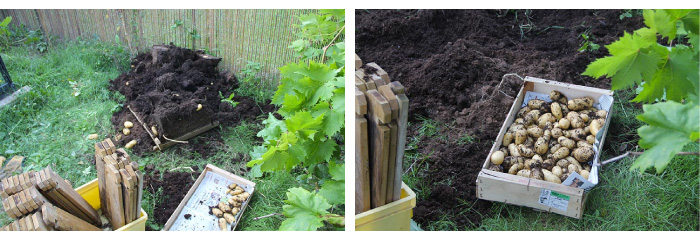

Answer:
[41,203,101,231]
[104,164,125,229]
[389,81,405,94]
[366,91,391,208]
[378,85,399,120]
[46,167,100,224]
[355,88,367,116]
[355,77,367,92]
[131,162,144,222]
[355,116,370,214]
[355,54,362,70]
[365,62,391,84]
[393,93,409,202]
[385,122,398,204]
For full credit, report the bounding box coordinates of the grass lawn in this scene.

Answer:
[404,89,699,231]
[0,40,298,230]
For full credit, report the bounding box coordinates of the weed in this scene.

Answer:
[219,91,239,108]
[235,61,274,103]
[578,27,600,52]
[620,9,643,20]
[457,133,475,145]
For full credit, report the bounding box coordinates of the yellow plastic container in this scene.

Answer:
[355,182,416,231]
[74,179,148,231]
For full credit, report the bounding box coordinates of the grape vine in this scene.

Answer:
[583,9,699,173]
[247,9,345,230]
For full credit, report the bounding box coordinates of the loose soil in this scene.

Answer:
[356,9,644,229]
[109,45,275,156]
[143,164,201,230]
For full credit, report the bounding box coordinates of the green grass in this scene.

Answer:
[0,40,295,231]
[404,89,699,231]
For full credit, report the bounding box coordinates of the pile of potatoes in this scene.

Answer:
[487,90,607,184]
[211,183,250,231]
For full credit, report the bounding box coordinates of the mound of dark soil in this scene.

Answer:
[109,45,275,156]
[356,9,644,229]
[143,164,201,230]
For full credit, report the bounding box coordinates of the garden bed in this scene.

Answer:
[356,9,645,229]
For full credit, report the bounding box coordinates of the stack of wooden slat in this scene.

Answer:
[0,168,102,231]
[355,55,410,214]
[95,138,143,229]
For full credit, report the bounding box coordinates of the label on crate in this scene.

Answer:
[538,189,569,211]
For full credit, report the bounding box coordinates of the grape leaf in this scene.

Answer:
[328,161,344,181]
[285,111,323,140]
[257,113,286,142]
[280,187,331,231]
[318,180,344,205]
[634,47,699,103]
[303,139,337,166]
[631,101,700,173]
[582,29,662,90]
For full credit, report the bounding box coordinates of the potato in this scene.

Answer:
[538,113,556,129]
[558,118,570,130]
[488,164,504,172]
[517,107,531,118]
[572,147,595,163]
[556,159,570,169]
[583,126,590,134]
[527,125,544,138]
[524,158,541,170]
[503,132,514,146]
[552,147,570,160]
[528,99,546,110]
[197,104,203,111]
[124,121,134,128]
[500,147,510,157]
[224,213,236,224]
[596,109,608,119]
[230,207,240,215]
[549,91,564,102]
[125,140,137,149]
[518,144,536,158]
[568,164,581,174]
[558,136,576,149]
[583,163,591,172]
[219,218,228,231]
[502,156,523,170]
[509,123,525,132]
[551,102,563,120]
[580,112,590,122]
[88,134,99,140]
[530,168,544,180]
[524,137,535,147]
[212,208,224,217]
[123,128,131,136]
[490,151,505,165]
[514,118,525,125]
[542,169,561,183]
[542,159,555,171]
[230,189,244,195]
[590,118,604,137]
[508,163,524,175]
[151,126,158,136]
[227,198,238,207]
[568,128,586,141]
[218,202,231,213]
[551,166,563,177]
[566,111,580,120]
[580,170,590,180]
[534,137,549,155]
[549,143,562,154]
[515,129,528,145]
[560,173,571,182]
[551,127,564,138]
[508,143,521,157]
[228,183,238,189]
[570,117,585,129]
[517,169,531,178]
[524,110,541,125]
[568,97,594,111]
[566,157,581,169]
[577,141,593,149]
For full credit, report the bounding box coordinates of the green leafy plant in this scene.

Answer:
[0,16,12,52]
[247,9,345,231]
[578,28,600,52]
[620,9,643,20]
[235,61,274,103]
[583,9,699,173]
[219,91,239,108]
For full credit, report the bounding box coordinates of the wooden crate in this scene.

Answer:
[162,164,255,231]
[476,77,614,219]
